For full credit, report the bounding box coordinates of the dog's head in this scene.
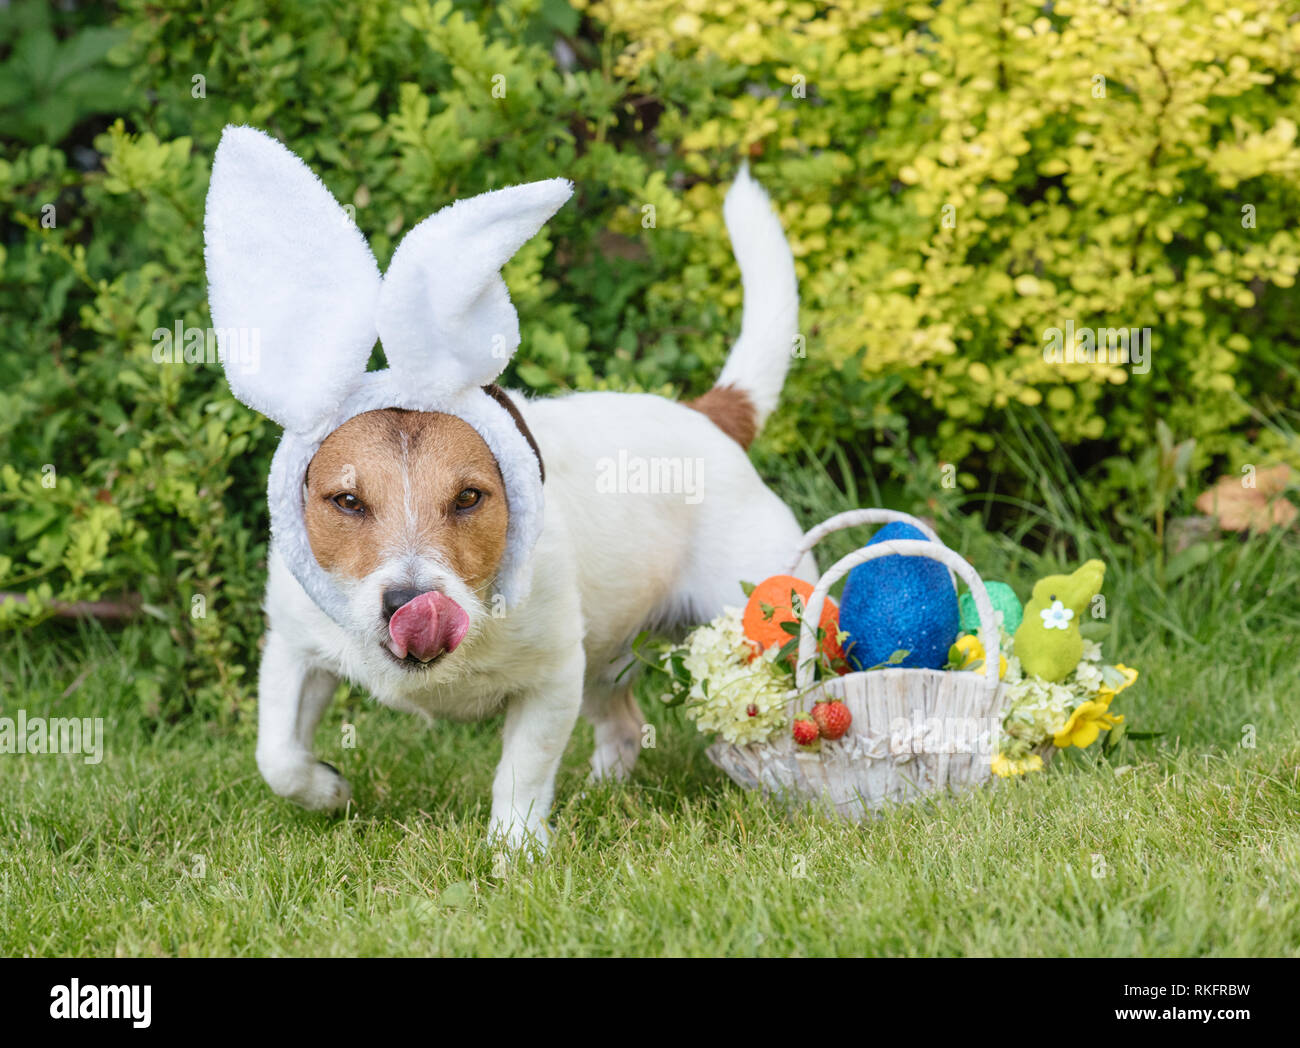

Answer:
[303,408,509,672]
[203,126,569,656]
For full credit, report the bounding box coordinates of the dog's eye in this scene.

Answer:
[454,488,482,510]
[331,492,365,516]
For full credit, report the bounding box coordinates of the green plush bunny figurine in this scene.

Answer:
[1013,560,1106,682]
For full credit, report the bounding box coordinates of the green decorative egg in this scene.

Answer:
[959,581,1023,635]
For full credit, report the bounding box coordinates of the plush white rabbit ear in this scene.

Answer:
[376,178,573,397]
[204,125,382,435]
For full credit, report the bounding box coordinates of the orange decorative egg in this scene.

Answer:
[742,575,846,671]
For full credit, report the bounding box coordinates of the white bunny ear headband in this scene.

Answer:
[203,125,572,625]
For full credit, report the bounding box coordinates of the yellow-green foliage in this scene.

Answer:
[582,0,1300,470]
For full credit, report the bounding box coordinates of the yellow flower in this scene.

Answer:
[951,634,1007,679]
[1097,663,1139,702]
[992,751,1044,777]
[1052,701,1124,749]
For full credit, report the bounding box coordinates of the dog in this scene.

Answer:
[208,130,814,849]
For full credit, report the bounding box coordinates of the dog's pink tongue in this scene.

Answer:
[388,592,469,662]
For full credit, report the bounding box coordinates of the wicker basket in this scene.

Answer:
[706,510,1007,821]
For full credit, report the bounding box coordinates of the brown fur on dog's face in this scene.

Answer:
[304,409,508,590]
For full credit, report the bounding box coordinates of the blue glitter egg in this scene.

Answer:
[839,522,959,671]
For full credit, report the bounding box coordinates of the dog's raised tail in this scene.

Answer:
[690,163,799,450]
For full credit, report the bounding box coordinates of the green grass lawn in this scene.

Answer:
[2,465,1299,957]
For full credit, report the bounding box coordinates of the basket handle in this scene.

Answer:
[795,538,1002,699]
[785,509,956,589]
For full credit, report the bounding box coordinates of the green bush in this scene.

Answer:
[581,0,1300,465]
[2,0,1298,717]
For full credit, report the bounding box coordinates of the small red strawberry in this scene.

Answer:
[812,699,852,741]
[746,703,758,718]
[792,712,820,748]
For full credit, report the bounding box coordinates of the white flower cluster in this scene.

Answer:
[669,606,793,745]
[997,631,1106,759]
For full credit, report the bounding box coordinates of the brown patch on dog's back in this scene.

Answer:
[688,384,758,450]
[304,409,508,588]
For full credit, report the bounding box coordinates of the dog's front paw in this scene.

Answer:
[305,761,353,810]
[259,753,353,812]
[489,813,550,856]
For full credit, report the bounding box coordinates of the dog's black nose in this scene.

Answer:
[382,587,425,622]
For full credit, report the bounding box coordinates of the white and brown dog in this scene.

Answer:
[204,126,813,849]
